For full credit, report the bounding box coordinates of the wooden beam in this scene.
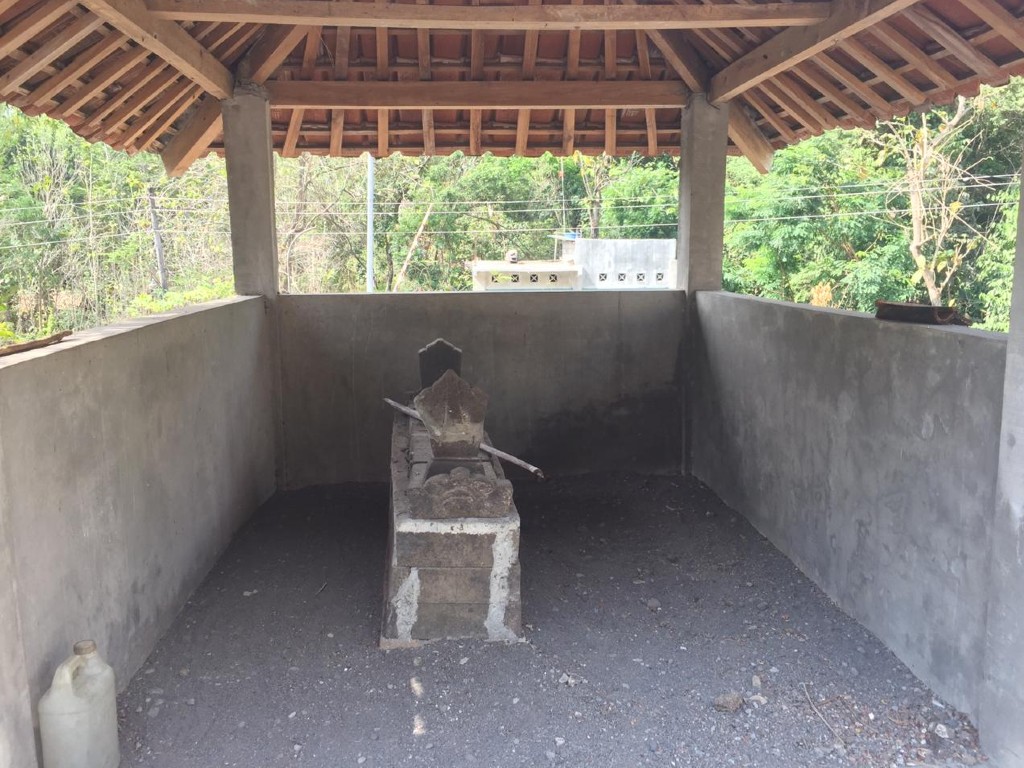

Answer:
[82,0,233,98]
[0,0,80,62]
[902,5,1000,78]
[644,107,657,154]
[727,104,774,172]
[637,16,774,172]
[604,107,616,155]
[793,61,872,123]
[130,83,200,151]
[515,108,530,154]
[266,80,689,110]
[710,0,924,103]
[80,59,165,128]
[562,108,575,155]
[86,67,179,138]
[161,24,310,175]
[869,20,958,90]
[635,30,651,80]
[144,0,833,29]
[283,109,303,157]
[18,30,126,106]
[0,13,104,95]
[640,27,707,91]
[469,108,482,154]
[972,0,1024,54]
[329,108,344,154]
[377,108,389,156]
[153,88,220,157]
[839,37,927,104]
[52,45,149,118]
[813,51,891,113]
[422,109,435,153]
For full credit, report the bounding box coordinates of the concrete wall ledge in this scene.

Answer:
[0,296,266,371]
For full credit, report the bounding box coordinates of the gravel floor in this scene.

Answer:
[118,474,985,767]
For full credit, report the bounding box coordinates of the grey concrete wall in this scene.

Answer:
[692,291,1006,720]
[0,297,276,767]
[979,189,1024,766]
[279,291,684,487]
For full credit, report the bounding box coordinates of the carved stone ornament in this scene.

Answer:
[407,467,513,519]
[413,369,488,458]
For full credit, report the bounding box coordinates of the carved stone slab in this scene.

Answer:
[419,338,463,390]
[407,466,513,519]
[413,369,488,458]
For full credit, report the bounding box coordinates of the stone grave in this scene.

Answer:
[381,339,523,647]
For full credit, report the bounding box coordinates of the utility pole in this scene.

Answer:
[147,186,168,293]
[366,153,376,293]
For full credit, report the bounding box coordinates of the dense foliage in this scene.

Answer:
[1,80,1023,344]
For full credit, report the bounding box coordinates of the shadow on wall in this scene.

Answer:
[278,291,686,486]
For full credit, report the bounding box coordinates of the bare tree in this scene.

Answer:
[876,97,994,307]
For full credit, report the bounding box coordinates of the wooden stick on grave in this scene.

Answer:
[383,397,546,481]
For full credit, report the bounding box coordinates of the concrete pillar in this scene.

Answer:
[221,84,286,485]
[678,94,730,476]
[676,94,730,293]
[222,84,279,297]
[979,167,1024,766]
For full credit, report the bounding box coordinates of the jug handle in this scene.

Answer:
[50,654,87,691]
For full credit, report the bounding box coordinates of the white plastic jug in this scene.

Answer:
[38,640,120,768]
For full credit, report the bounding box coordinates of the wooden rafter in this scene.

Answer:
[17,31,127,107]
[0,13,104,95]
[0,0,80,62]
[902,5,999,79]
[971,0,1024,54]
[839,37,927,105]
[52,45,150,118]
[710,0,925,103]
[636,21,773,172]
[144,0,833,30]
[82,0,233,98]
[869,20,958,90]
[161,24,311,175]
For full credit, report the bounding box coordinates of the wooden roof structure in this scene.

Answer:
[0,0,1022,176]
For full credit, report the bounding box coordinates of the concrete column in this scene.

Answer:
[676,94,730,293]
[678,94,730,476]
[222,84,279,297]
[980,167,1024,765]
[222,84,286,485]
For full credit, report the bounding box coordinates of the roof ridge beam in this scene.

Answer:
[266,79,689,110]
[143,0,832,30]
[709,0,924,104]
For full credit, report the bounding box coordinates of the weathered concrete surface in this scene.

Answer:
[223,85,279,298]
[978,188,1024,765]
[278,291,684,486]
[0,465,33,768]
[693,291,1006,722]
[677,94,729,293]
[0,297,276,767]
